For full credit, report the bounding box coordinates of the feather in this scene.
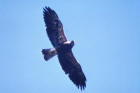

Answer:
[42,48,57,61]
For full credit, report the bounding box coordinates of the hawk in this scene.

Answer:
[42,7,86,90]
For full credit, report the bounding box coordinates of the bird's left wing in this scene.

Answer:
[57,50,86,90]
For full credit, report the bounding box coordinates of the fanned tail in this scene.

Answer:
[42,48,57,61]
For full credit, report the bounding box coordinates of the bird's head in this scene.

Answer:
[57,40,75,53]
[70,40,74,48]
[63,40,74,49]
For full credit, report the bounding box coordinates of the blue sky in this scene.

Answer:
[0,0,140,93]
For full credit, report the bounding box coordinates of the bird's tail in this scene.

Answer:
[42,48,57,61]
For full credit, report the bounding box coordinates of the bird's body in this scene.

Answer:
[42,7,86,90]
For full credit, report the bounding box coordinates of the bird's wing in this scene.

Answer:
[57,51,86,90]
[43,7,67,47]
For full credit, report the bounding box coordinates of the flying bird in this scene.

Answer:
[42,7,86,90]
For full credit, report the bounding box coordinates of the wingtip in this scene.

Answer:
[43,6,50,10]
[43,6,53,13]
[75,75,86,90]
[43,6,49,13]
[77,83,86,91]
[43,6,57,17]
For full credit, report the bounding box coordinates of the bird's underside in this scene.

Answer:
[42,7,86,90]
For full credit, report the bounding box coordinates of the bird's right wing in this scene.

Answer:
[43,7,67,47]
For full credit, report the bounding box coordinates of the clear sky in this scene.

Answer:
[0,0,140,93]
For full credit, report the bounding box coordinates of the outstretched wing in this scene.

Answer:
[57,51,86,90]
[43,7,67,47]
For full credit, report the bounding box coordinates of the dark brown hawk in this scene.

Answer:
[42,7,86,90]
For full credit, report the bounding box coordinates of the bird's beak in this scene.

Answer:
[71,40,74,47]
